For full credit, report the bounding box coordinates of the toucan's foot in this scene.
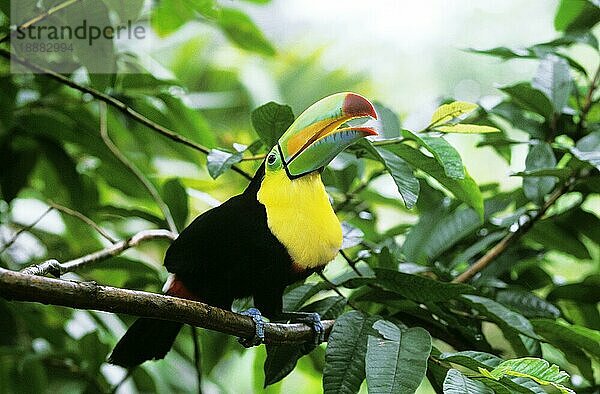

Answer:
[238,308,265,348]
[279,311,325,346]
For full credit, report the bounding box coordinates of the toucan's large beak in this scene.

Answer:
[277,92,378,178]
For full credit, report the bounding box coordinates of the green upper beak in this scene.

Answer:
[277,92,378,178]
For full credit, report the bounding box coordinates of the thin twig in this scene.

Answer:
[191,326,203,394]
[452,174,580,283]
[339,250,363,277]
[317,271,361,310]
[579,63,600,128]
[0,267,335,344]
[99,102,178,234]
[48,200,118,244]
[0,48,253,181]
[334,169,385,212]
[19,229,176,277]
[0,0,83,44]
[0,206,54,254]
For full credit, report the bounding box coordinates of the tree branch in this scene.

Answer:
[452,173,581,283]
[20,229,176,277]
[0,48,253,181]
[0,267,334,344]
[0,0,83,44]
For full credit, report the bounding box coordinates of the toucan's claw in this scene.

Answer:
[279,311,325,346]
[238,308,265,348]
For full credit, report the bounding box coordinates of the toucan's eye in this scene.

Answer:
[267,154,276,165]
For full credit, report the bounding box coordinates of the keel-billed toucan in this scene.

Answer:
[108,92,377,367]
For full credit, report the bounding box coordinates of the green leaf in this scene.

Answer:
[217,7,276,56]
[65,2,116,82]
[161,178,189,231]
[479,357,573,394]
[439,351,503,371]
[429,101,478,127]
[251,102,295,148]
[512,167,571,181]
[523,142,557,205]
[499,83,554,120]
[373,146,420,209]
[547,275,600,304]
[301,296,346,320]
[151,0,219,36]
[462,295,539,339]
[525,218,591,259]
[365,321,431,394]
[402,130,465,179]
[264,344,304,387]
[417,205,482,261]
[323,311,380,394]
[555,0,600,32]
[353,268,475,303]
[283,282,329,311]
[531,319,600,361]
[102,0,145,22]
[373,102,401,138]
[571,130,600,171]
[443,369,494,394]
[206,149,243,179]
[382,144,483,218]
[532,55,572,114]
[496,290,560,319]
[439,352,545,394]
[434,124,500,134]
[0,137,39,203]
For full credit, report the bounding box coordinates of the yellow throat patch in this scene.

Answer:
[257,170,342,269]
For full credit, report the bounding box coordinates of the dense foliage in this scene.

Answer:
[0,0,599,393]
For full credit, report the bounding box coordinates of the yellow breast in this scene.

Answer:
[257,170,342,269]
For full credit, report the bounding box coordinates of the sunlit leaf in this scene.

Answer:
[554,0,600,32]
[434,124,500,134]
[479,357,573,394]
[217,7,276,56]
[402,129,465,179]
[429,101,478,128]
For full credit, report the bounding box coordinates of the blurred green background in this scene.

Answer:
[1,0,598,393]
